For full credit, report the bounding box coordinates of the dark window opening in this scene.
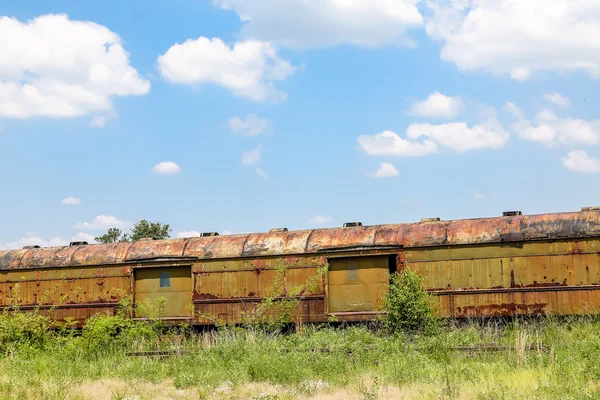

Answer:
[160,271,170,288]
[388,254,398,276]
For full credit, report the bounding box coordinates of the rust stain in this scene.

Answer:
[283,257,299,266]
[456,303,548,317]
[3,210,600,270]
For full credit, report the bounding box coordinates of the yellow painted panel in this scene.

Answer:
[135,267,191,317]
[328,256,389,312]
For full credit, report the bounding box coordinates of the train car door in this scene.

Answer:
[328,255,396,313]
[134,266,192,318]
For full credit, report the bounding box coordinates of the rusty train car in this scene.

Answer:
[1,207,600,325]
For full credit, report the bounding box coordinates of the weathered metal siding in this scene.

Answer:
[0,265,131,323]
[405,238,600,317]
[193,256,327,325]
[134,266,192,318]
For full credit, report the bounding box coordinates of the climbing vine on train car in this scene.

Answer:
[240,260,328,332]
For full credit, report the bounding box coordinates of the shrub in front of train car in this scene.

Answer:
[240,260,328,333]
[80,296,162,353]
[383,269,440,335]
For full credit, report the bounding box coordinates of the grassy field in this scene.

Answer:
[0,315,599,399]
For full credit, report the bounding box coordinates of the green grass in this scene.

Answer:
[0,316,599,399]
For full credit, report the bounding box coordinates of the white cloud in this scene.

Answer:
[3,236,68,250]
[90,116,106,127]
[506,103,600,146]
[255,167,269,178]
[406,120,509,152]
[372,162,399,178]
[358,130,438,157]
[228,114,272,136]
[425,0,600,80]
[74,215,130,230]
[543,92,571,108]
[61,196,81,205]
[70,232,97,244]
[561,150,600,173]
[2,232,97,249]
[474,193,498,200]
[221,230,233,235]
[241,146,264,165]
[409,92,464,118]
[153,161,181,175]
[359,118,508,157]
[310,215,333,225]
[177,231,201,238]
[213,0,423,49]
[0,14,149,119]
[158,37,295,103]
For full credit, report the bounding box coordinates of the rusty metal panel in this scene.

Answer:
[438,288,600,317]
[11,247,60,270]
[328,256,389,312]
[71,242,132,266]
[376,221,449,247]
[126,238,189,261]
[184,234,249,259]
[242,230,312,256]
[447,217,522,245]
[523,212,600,240]
[0,249,29,270]
[135,266,192,317]
[306,226,378,252]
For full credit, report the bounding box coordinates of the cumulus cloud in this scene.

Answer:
[310,215,333,225]
[0,14,149,119]
[241,146,263,165]
[543,92,571,108]
[425,0,600,80]
[358,130,438,157]
[372,162,399,178]
[241,146,269,178]
[177,231,201,238]
[2,232,97,250]
[506,103,600,146]
[61,196,81,205]
[561,150,600,173]
[153,161,181,174]
[213,0,423,48]
[228,114,272,136]
[409,92,464,118]
[2,236,67,249]
[70,232,97,243]
[158,37,295,103]
[359,118,508,156]
[74,215,130,230]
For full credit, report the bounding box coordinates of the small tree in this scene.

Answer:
[94,220,172,243]
[383,268,440,335]
[94,227,126,244]
[128,220,171,242]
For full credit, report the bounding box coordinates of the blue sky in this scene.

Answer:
[1,0,600,248]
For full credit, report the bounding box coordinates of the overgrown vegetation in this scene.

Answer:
[0,270,597,399]
[382,268,440,335]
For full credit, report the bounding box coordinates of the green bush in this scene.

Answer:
[383,269,440,335]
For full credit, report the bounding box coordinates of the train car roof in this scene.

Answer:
[1,209,600,270]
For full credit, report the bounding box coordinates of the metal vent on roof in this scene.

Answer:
[22,245,40,249]
[201,232,219,237]
[69,241,88,246]
[420,217,440,222]
[269,228,288,233]
[343,222,363,228]
[502,211,522,217]
[582,206,600,212]
[138,237,158,241]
